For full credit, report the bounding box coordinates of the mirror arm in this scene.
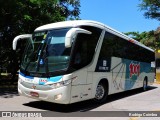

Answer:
[13,34,32,50]
[65,28,91,48]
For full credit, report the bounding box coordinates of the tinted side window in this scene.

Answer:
[99,31,154,63]
[71,26,102,70]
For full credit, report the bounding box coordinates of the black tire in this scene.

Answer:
[94,82,108,103]
[142,78,148,91]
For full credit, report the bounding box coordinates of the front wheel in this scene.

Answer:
[94,82,108,103]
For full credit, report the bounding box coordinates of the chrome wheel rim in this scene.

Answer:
[95,85,105,100]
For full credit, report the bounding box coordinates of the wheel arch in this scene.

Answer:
[99,78,109,93]
[93,78,109,103]
[92,78,109,99]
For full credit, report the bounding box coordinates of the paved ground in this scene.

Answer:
[0,81,160,120]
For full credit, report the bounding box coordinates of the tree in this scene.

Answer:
[125,31,148,41]
[154,27,160,49]
[124,1,160,52]
[125,28,160,50]
[139,0,160,21]
[0,0,80,80]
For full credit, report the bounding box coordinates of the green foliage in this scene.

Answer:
[139,0,160,21]
[125,28,160,50]
[128,0,160,51]
[0,0,80,78]
[154,27,160,49]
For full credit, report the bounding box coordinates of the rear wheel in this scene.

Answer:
[94,82,108,103]
[142,78,148,91]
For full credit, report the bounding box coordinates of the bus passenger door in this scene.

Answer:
[69,33,93,103]
[68,26,102,103]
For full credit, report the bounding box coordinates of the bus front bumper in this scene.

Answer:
[18,81,71,104]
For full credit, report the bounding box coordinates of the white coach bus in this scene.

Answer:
[13,20,155,104]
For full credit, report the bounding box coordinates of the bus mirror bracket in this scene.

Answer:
[13,34,32,50]
[65,28,92,48]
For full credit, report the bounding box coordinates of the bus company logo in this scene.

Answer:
[129,62,140,78]
[40,79,47,83]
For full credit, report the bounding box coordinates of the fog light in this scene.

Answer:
[54,94,62,100]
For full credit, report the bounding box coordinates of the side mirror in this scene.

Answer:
[65,28,92,48]
[13,34,32,50]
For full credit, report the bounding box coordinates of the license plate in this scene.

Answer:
[30,92,39,97]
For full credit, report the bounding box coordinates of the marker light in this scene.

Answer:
[54,94,62,100]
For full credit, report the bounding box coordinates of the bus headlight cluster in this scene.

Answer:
[48,79,71,89]
[48,76,77,89]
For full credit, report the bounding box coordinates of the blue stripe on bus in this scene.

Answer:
[19,72,62,85]
[48,76,62,82]
[19,72,34,79]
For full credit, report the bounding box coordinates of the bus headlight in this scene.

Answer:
[48,80,71,89]
[48,76,77,89]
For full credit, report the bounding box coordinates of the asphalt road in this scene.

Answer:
[0,82,160,120]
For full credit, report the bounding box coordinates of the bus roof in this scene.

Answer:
[35,20,154,52]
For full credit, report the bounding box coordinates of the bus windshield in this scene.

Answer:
[21,28,71,77]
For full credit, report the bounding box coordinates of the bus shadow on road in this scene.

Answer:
[23,86,157,113]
